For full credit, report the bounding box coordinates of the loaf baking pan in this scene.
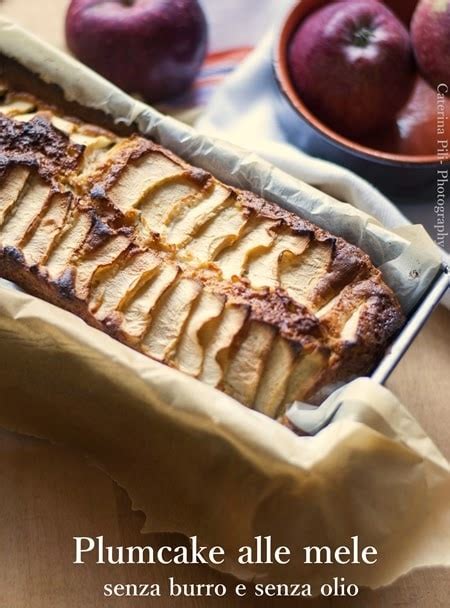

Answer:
[372,264,449,385]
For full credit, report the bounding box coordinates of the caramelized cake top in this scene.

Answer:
[0,83,404,418]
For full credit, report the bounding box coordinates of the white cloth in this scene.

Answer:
[201,0,286,52]
[196,29,449,307]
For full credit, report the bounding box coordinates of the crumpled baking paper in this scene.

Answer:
[0,18,448,588]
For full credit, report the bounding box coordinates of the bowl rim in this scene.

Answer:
[274,0,443,168]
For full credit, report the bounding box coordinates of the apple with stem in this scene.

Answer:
[288,0,416,139]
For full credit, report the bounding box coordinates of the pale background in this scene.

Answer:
[0,1,449,606]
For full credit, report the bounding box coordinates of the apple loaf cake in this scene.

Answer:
[0,83,404,418]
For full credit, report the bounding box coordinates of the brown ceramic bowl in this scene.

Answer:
[273,0,450,194]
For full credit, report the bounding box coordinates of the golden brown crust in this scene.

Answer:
[201,275,323,345]
[0,80,404,418]
[0,115,84,181]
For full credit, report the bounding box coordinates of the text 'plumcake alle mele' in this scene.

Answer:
[0,83,404,421]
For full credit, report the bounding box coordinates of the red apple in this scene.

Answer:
[65,0,208,103]
[411,0,450,93]
[288,0,416,138]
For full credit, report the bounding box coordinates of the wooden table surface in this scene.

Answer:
[1,1,449,606]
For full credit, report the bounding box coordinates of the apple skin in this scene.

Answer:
[65,0,208,103]
[411,0,450,93]
[287,0,416,139]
